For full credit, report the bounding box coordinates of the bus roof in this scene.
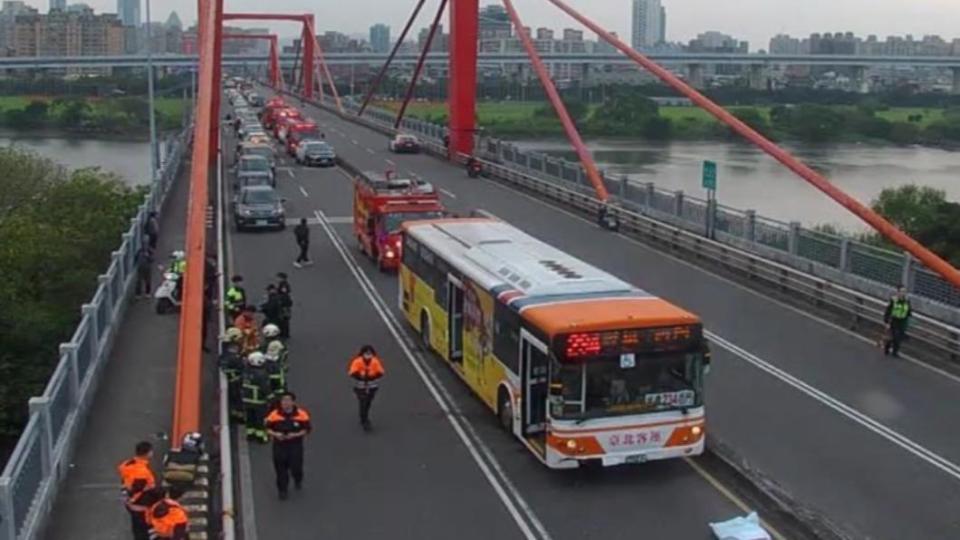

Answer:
[404,218,699,334]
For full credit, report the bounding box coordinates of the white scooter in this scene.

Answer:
[154,271,182,314]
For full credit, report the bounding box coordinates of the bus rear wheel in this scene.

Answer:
[497,389,512,433]
[419,311,431,350]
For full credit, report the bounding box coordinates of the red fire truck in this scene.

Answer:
[354,171,445,271]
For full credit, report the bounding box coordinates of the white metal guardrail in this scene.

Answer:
[273,87,960,361]
[0,125,192,540]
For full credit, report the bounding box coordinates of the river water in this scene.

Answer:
[0,132,153,186]
[514,139,960,231]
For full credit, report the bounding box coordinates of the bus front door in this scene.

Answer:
[447,278,464,363]
[520,330,549,442]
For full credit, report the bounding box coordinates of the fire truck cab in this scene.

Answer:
[354,171,445,271]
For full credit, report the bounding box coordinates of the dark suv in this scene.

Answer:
[233,185,285,231]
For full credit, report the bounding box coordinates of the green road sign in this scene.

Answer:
[702,160,717,190]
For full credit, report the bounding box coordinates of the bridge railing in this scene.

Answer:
[283,88,960,358]
[0,125,192,540]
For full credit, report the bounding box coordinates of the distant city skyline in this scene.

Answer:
[12,0,960,49]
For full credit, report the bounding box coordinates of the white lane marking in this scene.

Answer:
[708,331,960,483]
[299,185,309,198]
[439,188,458,199]
[683,458,786,540]
[473,175,960,385]
[351,139,359,145]
[366,148,376,155]
[385,159,396,167]
[315,209,551,540]
[286,169,295,179]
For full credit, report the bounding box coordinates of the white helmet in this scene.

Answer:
[223,327,244,342]
[266,340,285,359]
[247,351,266,367]
[262,324,280,338]
[182,432,203,452]
[171,250,185,260]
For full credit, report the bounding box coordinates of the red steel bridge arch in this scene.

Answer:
[223,33,282,90]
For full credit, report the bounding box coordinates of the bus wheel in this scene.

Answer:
[497,389,512,433]
[419,311,431,350]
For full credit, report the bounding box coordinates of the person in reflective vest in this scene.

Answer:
[243,352,272,442]
[224,274,246,320]
[117,441,158,540]
[347,344,386,431]
[146,487,189,540]
[219,327,246,422]
[264,392,311,500]
[167,250,186,301]
[883,286,912,357]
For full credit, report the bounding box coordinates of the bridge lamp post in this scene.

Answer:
[144,0,159,182]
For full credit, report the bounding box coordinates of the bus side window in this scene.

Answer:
[402,234,419,270]
[493,302,520,374]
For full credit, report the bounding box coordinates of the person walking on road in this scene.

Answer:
[348,345,385,431]
[293,217,312,268]
[265,391,311,500]
[276,272,293,338]
[118,441,159,540]
[146,487,189,540]
[225,275,247,321]
[143,211,160,250]
[135,241,155,299]
[883,286,912,357]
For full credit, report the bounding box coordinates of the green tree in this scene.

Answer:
[788,104,846,141]
[533,99,588,124]
[591,91,659,128]
[887,121,921,144]
[871,185,947,239]
[0,149,143,436]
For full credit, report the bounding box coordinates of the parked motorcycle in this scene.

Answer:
[466,159,482,178]
[154,272,182,314]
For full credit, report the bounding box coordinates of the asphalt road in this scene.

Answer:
[224,115,757,540]
[261,92,960,540]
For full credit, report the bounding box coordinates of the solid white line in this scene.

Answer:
[439,188,458,199]
[707,330,960,483]
[299,185,309,198]
[473,175,960,385]
[683,458,786,540]
[315,209,551,540]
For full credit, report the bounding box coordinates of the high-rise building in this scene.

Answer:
[369,23,389,53]
[116,0,139,27]
[0,1,34,55]
[659,6,666,43]
[49,0,65,11]
[631,0,662,50]
[478,4,511,39]
[12,6,123,71]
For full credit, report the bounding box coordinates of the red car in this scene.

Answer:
[285,121,319,155]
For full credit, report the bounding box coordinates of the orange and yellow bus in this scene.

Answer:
[399,217,710,469]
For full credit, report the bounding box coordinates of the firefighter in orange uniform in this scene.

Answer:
[117,441,158,540]
[264,391,311,500]
[146,487,189,540]
[347,345,385,430]
[233,305,261,355]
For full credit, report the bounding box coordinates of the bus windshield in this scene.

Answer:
[382,211,443,233]
[551,351,705,419]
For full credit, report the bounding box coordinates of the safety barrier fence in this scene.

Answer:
[0,125,193,540]
[273,87,960,361]
[330,95,960,325]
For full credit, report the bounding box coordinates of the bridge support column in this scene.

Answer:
[209,0,223,165]
[952,67,960,95]
[448,0,479,158]
[748,64,767,90]
[852,66,869,94]
[302,17,315,100]
[686,63,704,89]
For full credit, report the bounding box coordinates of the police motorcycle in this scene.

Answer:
[155,250,186,314]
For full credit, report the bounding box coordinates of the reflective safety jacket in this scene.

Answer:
[147,498,189,539]
[348,356,385,390]
[265,361,286,396]
[225,286,246,312]
[242,367,271,405]
[168,260,186,275]
[264,406,311,446]
[117,456,155,508]
[884,297,912,322]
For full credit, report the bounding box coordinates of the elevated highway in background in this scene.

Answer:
[236,85,960,540]
[3,52,960,69]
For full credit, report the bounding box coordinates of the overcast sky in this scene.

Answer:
[24,0,960,50]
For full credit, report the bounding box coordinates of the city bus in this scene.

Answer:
[399,217,710,469]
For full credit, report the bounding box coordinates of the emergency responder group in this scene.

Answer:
[117,440,191,540]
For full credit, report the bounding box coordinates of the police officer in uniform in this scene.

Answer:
[224,275,246,321]
[883,285,912,357]
[264,391,311,500]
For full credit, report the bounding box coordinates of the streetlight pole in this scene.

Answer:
[145,0,159,181]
